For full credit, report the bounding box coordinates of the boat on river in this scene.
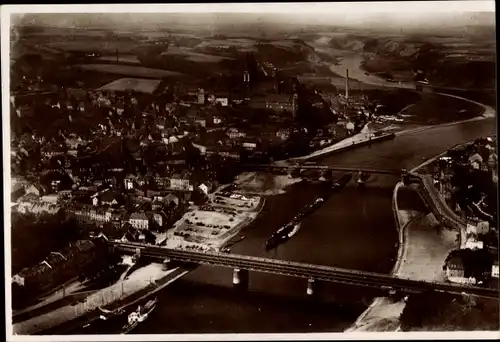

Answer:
[98,307,125,320]
[332,173,353,190]
[287,222,301,238]
[121,298,157,334]
[265,198,323,251]
[356,171,371,186]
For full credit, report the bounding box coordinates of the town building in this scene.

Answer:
[492,262,499,279]
[124,174,136,190]
[169,173,192,191]
[26,184,46,197]
[12,240,100,295]
[129,212,149,230]
[227,128,247,139]
[445,254,466,281]
[197,88,206,105]
[148,211,166,229]
[465,240,484,250]
[11,184,26,202]
[248,93,298,116]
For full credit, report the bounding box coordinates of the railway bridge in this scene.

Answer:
[242,162,407,181]
[109,241,498,299]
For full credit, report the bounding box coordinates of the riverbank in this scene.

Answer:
[346,181,407,332]
[12,187,266,335]
[410,144,471,250]
[13,264,186,335]
[294,126,396,162]
[165,193,264,252]
[45,266,191,335]
[234,172,303,196]
[347,181,459,332]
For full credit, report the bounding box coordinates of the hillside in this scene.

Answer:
[315,32,495,89]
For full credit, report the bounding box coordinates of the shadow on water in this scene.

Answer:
[74,280,374,335]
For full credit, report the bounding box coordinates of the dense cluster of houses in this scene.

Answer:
[432,136,497,222]
[10,52,382,300]
[438,136,499,285]
[12,239,102,295]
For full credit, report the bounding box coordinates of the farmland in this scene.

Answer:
[96,55,141,64]
[44,40,140,54]
[98,78,162,94]
[160,47,234,63]
[329,75,380,91]
[196,38,258,52]
[75,64,183,79]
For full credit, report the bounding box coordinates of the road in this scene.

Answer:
[417,174,469,249]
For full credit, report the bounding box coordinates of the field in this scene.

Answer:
[45,41,139,54]
[399,92,484,124]
[302,30,496,90]
[75,64,182,78]
[196,38,257,51]
[97,55,140,64]
[329,75,380,91]
[98,78,162,94]
[267,40,300,48]
[361,57,414,81]
[160,47,234,63]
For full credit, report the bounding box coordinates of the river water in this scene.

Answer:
[72,115,495,335]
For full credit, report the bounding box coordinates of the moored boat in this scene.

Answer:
[121,298,158,334]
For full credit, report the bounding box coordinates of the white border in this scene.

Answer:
[2,8,14,340]
[1,1,496,14]
[6,331,500,341]
[2,2,497,341]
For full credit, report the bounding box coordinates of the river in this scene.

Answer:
[70,110,495,334]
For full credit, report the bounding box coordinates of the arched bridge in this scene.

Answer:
[110,241,498,299]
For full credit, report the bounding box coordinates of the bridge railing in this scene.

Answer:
[110,241,498,298]
[241,164,404,175]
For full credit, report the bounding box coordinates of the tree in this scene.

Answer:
[144,230,156,245]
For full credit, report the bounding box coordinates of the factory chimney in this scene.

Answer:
[345,69,349,99]
[292,93,298,119]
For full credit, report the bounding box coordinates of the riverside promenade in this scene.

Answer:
[347,134,496,332]
[347,180,460,332]
[346,181,409,332]
[292,123,395,162]
[12,264,189,335]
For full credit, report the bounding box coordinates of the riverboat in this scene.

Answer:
[121,298,158,334]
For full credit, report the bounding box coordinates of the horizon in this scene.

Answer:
[6,2,496,31]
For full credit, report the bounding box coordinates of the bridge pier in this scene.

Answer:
[233,268,249,289]
[319,169,327,181]
[132,247,141,262]
[402,172,421,186]
[306,278,315,296]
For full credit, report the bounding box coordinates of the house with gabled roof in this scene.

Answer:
[129,212,149,230]
[99,190,120,206]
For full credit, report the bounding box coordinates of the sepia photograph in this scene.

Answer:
[2,1,497,340]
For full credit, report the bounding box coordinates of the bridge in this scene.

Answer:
[242,163,404,176]
[110,241,498,299]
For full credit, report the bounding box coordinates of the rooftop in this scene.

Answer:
[130,212,148,221]
[98,78,162,95]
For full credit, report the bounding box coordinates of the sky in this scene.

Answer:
[5,1,496,31]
